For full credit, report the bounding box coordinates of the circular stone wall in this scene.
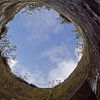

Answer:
[0,0,100,100]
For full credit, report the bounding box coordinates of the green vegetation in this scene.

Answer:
[73,29,84,56]
[22,2,50,14]
[0,26,16,60]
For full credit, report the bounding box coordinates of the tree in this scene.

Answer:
[0,26,16,60]
[73,29,84,56]
[0,0,100,100]
[22,2,50,14]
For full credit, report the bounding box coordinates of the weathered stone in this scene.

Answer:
[0,0,100,100]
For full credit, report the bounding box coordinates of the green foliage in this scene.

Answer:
[73,29,84,56]
[24,3,43,14]
[23,2,70,25]
[49,80,61,88]
[22,2,50,14]
[0,26,16,60]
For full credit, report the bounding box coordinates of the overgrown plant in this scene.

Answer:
[49,80,61,88]
[22,2,50,14]
[0,26,16,60]
[73,29,84,56]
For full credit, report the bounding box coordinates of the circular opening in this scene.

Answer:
[0,3,84,88]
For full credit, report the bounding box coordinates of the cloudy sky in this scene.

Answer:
[7,6,82,88]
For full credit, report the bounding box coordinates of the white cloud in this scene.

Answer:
[21,14,34,28]
[75,47,82,61]
[8,59,17,68]
[7,46,82,88]
[48,59,77,86]
[54,24,65,34]
[8,45,80,88]
[40,8,59,26]
[13,58,77,88]
[38,44,78,87]
[21,8,65,43]
[8,44,82,88]
[17,69,47,88]
[15,59,77,88]
[41,44,70,63]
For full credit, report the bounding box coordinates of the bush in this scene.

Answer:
[0,26,16,60]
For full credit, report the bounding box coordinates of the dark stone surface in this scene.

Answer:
[0,0,100,100]
[71,81,97,100]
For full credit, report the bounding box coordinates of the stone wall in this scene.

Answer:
[0,0,100,99]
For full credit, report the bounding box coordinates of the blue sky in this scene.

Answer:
[7,6,82,88]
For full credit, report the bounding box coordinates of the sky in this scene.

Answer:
[6,5,82,88]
